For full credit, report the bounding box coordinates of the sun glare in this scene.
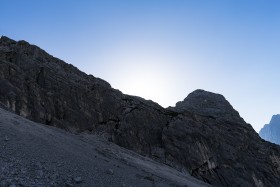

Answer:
[107,44,175,107]
[121,67,166,101]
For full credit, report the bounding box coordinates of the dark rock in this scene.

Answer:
[0,180,7,187]
[65,182,74,187]
[169,89,244,123]
[35,170,44,179]
[4,136,9,141]
[1,36,280,186]
[259,114,280,145]
[105,169,114,175]
[73,177,82,183]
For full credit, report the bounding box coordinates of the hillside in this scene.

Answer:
[1,36,280,186]
[0,107,211,186]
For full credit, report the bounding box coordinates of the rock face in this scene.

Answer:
[1,36,280,187]
[259,115,280,145]
[0,107,210,187]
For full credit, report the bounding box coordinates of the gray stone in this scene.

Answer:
[73,177,82,183]
[36,170,44,178]
[105,169,114,175]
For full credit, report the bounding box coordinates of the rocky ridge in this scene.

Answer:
[259,114,280,145]
[0,36,280,186]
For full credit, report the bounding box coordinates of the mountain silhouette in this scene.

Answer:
[0,36,280,186]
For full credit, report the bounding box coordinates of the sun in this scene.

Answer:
[107,48,174,107]
[93,41,184,108]
[121,67,166,100]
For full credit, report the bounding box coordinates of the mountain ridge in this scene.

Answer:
[1,36,280,186]
[259,114,280,145]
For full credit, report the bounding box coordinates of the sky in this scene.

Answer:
[1,0,279,132]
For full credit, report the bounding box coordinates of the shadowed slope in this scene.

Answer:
[0,107,211,187]
[1,36,280,186]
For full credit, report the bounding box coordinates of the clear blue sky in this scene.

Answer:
[1,0,280,132]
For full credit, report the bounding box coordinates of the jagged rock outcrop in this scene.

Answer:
[259,115,280,145]
[1,36,280,187]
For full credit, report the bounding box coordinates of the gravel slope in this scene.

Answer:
[0,108,211,187]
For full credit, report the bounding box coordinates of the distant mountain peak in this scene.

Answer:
[259,114,280,145]
[270,114,280,125]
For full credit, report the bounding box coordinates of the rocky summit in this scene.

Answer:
[259,115,280,145]
[0,36,280,187]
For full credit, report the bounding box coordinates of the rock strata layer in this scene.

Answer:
[1,36,280,187]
